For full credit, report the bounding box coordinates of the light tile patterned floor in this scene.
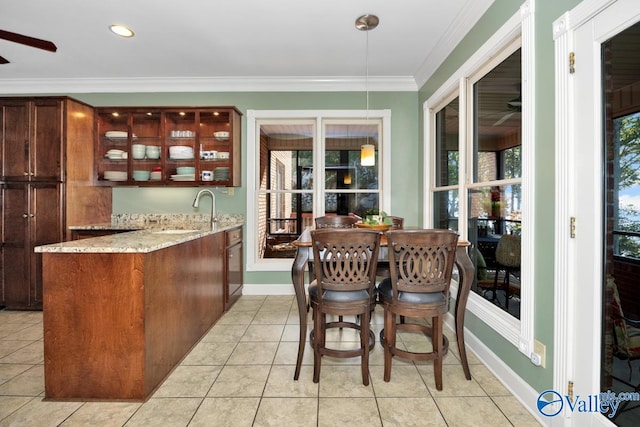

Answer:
[0,295,541,426]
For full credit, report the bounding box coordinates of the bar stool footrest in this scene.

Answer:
[310,321,376,358]
[380,323,449,362]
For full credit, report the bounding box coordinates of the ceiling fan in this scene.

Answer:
[0,29,57,64]
[492,93,522,126]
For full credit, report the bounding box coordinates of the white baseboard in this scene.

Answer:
[444,315,549,426]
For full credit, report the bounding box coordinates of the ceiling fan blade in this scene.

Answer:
[0,55,9,64]
[0,29,57,52]
[493,111,515,126]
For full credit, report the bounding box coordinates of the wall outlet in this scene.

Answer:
[530,352,542,366]
[532,339,546,368]
[227,188,234,196]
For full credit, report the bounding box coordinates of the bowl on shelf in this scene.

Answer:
[217,151,230,159]
[176,166,195,175]
[150,171,162,181]
[132,144,146,159]
[146,146,160,159]
[132,170,151,181]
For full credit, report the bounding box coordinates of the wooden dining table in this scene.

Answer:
[291,228,474,381]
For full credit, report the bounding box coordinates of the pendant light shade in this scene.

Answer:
[361,144,375,166]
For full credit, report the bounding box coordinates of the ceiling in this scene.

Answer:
[0,0,494,93]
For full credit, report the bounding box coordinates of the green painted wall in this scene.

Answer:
[69,91,419,286]
[417,0,582,394]
[29,0,591,397]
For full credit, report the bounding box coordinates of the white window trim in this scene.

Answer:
[246,109,392,272]
[423,1,535,356]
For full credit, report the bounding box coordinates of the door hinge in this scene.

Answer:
[569,52,575,74]
[570,217,576,238]
[568,380,574,401]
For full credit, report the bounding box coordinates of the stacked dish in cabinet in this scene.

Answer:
[213,167,230,181]
[168,146,194,160]
[103,171,128,181]
[171,166,195,182]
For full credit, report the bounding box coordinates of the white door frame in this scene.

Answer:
[553,0,640,425]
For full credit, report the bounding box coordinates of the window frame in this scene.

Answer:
[246,109,391,272]
[423,1,534,356]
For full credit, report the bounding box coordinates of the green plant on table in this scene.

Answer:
[362,210,392,225]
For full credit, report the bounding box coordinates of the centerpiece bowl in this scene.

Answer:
[356,223,391,232]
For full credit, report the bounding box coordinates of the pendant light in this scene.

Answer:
[356,14,378,167]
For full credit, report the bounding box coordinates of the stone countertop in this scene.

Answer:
[35,222,242,254]
[68,223,144,231]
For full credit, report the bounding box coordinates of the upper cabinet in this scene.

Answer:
[95,107,242,187]
[0,98,64,181]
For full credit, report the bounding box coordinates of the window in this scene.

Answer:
[433,47,523,317]
[424,1,533,354]
[433,96,460,232]
[613,112,640,261]
[246,110,391,271]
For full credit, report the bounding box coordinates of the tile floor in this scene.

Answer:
[0,295,541,426]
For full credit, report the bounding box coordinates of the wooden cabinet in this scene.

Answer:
[1,182,62,309]
[225,226,243,310]
[95,107,242,187]
[43,232,225,401]
[0,97,112,309]
[0,99,63,182]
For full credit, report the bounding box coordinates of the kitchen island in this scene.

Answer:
[36,222,241,401]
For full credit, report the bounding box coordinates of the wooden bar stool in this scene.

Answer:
[378,229,459,390]
[309,228,381,385]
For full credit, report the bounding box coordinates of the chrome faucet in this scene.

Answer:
[192,189,217,228]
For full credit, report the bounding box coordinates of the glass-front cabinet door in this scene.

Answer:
[165,111,197,183]
[199,109,237,186]
[94,106,242,186]
[95,109,131,183]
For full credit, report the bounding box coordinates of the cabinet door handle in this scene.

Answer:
[23,213,29,218]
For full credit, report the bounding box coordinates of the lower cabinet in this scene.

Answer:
[225,226,243,310]
[43,232,225,401]
[1,182,62,309]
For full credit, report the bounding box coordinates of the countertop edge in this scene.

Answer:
[35,223,243,254]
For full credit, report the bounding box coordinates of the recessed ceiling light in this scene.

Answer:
[109,24,135,38]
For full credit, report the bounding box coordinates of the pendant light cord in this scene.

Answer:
[365,26,370,121]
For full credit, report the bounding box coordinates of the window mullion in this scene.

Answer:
[459,77,470,241]
[314,118,324,217]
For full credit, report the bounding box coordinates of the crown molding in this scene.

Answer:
[414,0,495,89]
[0,75,417,94]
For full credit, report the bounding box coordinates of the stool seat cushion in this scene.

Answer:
[309,283,369,303]
[378,278,445,304]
